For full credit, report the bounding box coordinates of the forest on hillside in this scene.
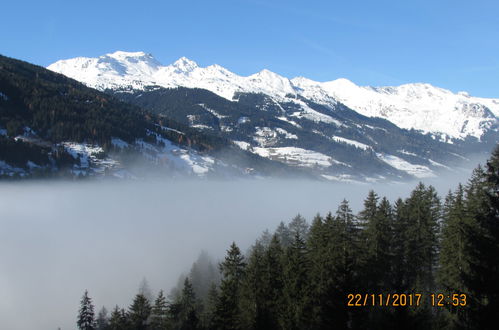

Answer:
[1,54,312,179]
[0,54,234,153]
[76,145,499,330]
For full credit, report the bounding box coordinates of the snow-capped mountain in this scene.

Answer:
[48,51,499,140]
[291,77,499,140]
[2,53,314,180]
[43,51,499,181]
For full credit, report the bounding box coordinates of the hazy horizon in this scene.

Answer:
[0,155,484,330]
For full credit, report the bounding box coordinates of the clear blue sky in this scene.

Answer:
[2,0,498,97]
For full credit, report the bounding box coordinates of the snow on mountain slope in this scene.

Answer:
[48,51,295,100]
[47,51,162,91]
[253,147,334,168]
[48,51,499,140]
[292,78,498,139]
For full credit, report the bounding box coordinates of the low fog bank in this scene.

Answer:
[0,162,482,329]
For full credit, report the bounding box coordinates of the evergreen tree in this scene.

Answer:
[149,290,169,330]
[96,306,109,330]
[77,290,96,330]
[400,183,441,328]
[128,293,151,330]
[280,231,310,330]
[240,241,267,329]
[288,214,309,240]
[213,242,246,330]
[363,196,395,328]
[262,234,286,329]
[358,190,379,228]
[358,190,379,289]
[465,145,499,329]
[364,196,393,291]
[306,213,335,329]
[275,221,292,247]
[330,200,361,328]
[200,283,219,330]
[404,183,441,292]
[170,277,200,330]
[461,162,489,326]
[388,198,418,327]
[108,306,128,330]
[438,185,471,327]
[189,251,219,302]
[465,165,489,218]
[256,229,272,247]
[390,197,412,292]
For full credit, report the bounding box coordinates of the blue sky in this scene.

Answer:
[2,0,498,97]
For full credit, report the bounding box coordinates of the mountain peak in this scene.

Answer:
[251,68,283,79]
[102,51,162,74]
[249,69,291,86]
[291,76,316,85]
[107,50,149,58]
[105,51,161,64]
[172,57,198,72]
[325,78,357,87]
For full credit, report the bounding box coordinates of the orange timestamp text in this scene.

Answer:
[347,293,467,307]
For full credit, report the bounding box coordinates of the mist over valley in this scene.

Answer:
[0,161,487,330]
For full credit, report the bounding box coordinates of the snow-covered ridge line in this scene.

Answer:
[48,51,499,139]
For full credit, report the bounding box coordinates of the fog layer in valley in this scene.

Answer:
[0,162,483,329]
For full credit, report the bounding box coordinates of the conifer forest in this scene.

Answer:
[75,145,499,330]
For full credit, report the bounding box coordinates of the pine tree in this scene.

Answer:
[77,290,96,330]
[330,200,361,328]
[391,198,408,289]
[109,306,128,330]
[358,190,379,228]
[275,221,292,247]
[465,165,488,218]
[149,290,169,330]
[256,229,272,247]
[263,234,286,329]
[280,231,310,330]
[404,183,441,292]
[213,242,246,330]
[465,145,499,328]
[177,278,200,330]
[358,190,379,289]
[169,277,200,330]
[200,283,219,330]
[189,251,219,302]
[362,196,395,328]
[364,196,393,291]
[438,185,471,327]
[128,293,151,330]
[388,198,418,327]
[96,306,109,330]
[240,241,267,329]
[376,197,394,282]
[306,213,335,329]
[288,214,309,240]
[401,183,441,328]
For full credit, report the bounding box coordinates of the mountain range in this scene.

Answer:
[0,54,306,179]
[0,51,497,181]
[47,51,499,181]
[49,51,499,141]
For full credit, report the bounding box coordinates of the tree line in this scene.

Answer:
[77,145,499,330]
